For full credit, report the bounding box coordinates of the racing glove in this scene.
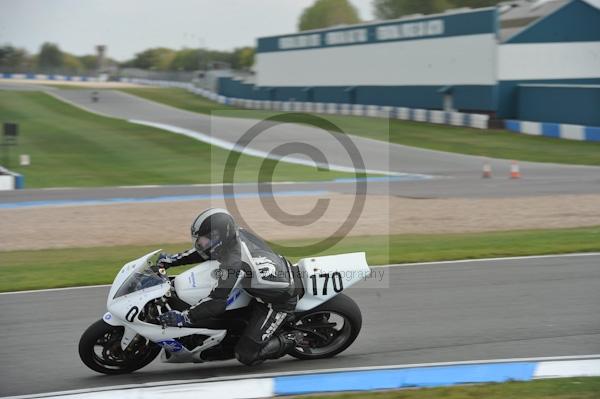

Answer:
[158,310,192,328]
[156,253,172,270]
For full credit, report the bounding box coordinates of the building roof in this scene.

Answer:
[498,0,569,41]
[582,0,600,9]
[258,0,592,44]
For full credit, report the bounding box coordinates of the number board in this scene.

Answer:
[309,271,344,296]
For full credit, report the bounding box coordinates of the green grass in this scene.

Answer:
[2,226,598,292]
[122,87,600,166]
[0,90,353,188]
[294,377,600,399]
[285,225,600,265]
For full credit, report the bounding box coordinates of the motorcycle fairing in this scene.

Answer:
[101,249,369,361]
[295,252,370,312]
[173,260,252,310]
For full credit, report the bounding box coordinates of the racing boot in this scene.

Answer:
[258,331,304,361]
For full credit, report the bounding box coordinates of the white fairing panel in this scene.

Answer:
[295,252,370,312]
[108,284,169,324]
[174,261,251,310]
[174,261,219,305]
[107,250,170,322]
[104,250,230,358]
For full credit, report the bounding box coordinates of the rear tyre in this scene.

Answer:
[288,294,362,360]
[78,319,161,374]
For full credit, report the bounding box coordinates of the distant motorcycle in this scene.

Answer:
[78,247,369,374]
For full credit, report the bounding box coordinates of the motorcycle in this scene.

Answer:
[78,245,370,374]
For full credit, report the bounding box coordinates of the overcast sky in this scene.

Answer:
[1,0,374,61]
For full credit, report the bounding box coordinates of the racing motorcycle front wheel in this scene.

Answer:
[288,293,362,360]
[78,319,161,374]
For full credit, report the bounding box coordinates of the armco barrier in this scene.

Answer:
[1,72,99,82]
[505,120,600,142]
[122,78,490,129]
[17,356,600,399]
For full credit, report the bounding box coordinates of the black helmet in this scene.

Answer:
[191,208,238,259]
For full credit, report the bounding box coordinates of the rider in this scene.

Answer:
[156,208,302,365]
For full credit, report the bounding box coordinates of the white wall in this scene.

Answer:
[256,33,497,87]
[0,176,15,191]
[499,41,600,80]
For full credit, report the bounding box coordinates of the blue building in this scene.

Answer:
[218,0,600,126]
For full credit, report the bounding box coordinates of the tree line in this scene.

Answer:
[300,0,507,31]
[0,43,107,74]
[120,46,254,71]
[0,42,254,74]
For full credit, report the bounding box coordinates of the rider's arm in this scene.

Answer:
[186,244,242,323]
[158,248,204,269]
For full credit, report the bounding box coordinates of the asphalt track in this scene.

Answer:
[0,83,599,396]
[1,254,599,397]
[1,83,599,204]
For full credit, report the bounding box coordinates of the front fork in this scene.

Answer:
[103,311,139,351]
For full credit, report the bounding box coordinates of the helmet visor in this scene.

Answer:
[194,235,211,251]
[193,230,221,253]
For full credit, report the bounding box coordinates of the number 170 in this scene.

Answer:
[310,272,344,295]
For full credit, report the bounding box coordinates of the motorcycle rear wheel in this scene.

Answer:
[79,319,161,374]
[288,294,362,360]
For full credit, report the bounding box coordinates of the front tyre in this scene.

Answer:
[78,319,160,374]
[289,294,362,360]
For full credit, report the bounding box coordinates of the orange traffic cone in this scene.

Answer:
[510,161,521,179]
[482,162,492,178]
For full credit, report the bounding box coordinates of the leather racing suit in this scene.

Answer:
[160,228,301,365]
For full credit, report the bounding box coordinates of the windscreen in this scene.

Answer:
[113,267,167,299]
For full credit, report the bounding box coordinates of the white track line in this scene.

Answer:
[1,252,598,296]
[5,354,600,399]
[0,284,111,296]
[129,119,413,177]
[44,90,419,177]
[385,251,600,267]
